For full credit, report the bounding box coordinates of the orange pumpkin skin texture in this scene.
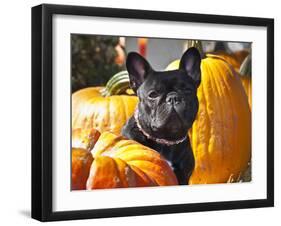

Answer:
[166,55,251,184]
[72,87,103,119]
[209,51,241,71]
[72,88,138,135]
[86,132,178,189]
[217,54,251,110]
[212,50,252,109]
[188,56,251,184]
[209,50,249,72]
[72,148,94,190]
[210,51,252,110]
[72,128,101,151]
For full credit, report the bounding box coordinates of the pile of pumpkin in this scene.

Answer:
[72,44,252,190]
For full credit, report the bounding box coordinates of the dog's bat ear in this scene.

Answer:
[179,47,201,87]
[126,52,152,92]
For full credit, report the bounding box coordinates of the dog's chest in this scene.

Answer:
[153,143,178,168]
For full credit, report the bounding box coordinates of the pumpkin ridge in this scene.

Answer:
[88,156,125,188]
[213,62,228,144]
[112,157,136,187]
[89,107,95,130]
[107,97,112,132]
[211,61,231,178]
[87,99,99,130]
[225,64,243,176]
[126,158,169,169]
[232,66,251,176]
[191,60,212,180]
[121,95,128,120]
[118,144,159,152]
[217,60,250,180]
[129,165,158,186]
[129,160,177,185]
[112,140,144,151]
[202,61,216,169]
[112,96,124,130]
[134,168,162,186]
[205,60,223,178]
[111,157,126,187]
[113,148,162,162]
[207,52,240,71]
[208,60,226,175]
[226,82,240,179]
[218,62,235,172]
[212,60,235,176]
[92,133,124,157]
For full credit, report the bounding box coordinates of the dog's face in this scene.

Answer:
[126,47,201,141]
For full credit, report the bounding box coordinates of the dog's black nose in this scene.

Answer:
[166,92,182,105]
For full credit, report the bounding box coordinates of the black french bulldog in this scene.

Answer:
[122,47,201,185]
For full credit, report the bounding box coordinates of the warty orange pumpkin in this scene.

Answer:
[207,50,249,72]
[71,128,100,190]
[72,71,138,135]
[72,128,101,151]
[207,50,252,110]
[166,53,251,184]
[86,132,178,189]
[72,148,94,190]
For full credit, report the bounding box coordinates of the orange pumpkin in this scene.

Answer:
[166,53,251,184]
[72,148,94,190]
[72,71,138,135]
[86,132,178,189]
[72,128,101,151]
[72,87,103,117]
[208,50,252,110]
[208,50,249,72]
[71,128,100,190]
[208,51,241,71]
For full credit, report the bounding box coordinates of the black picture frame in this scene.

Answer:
[32,3,274,222]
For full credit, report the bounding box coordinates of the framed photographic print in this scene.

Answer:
[31,4,274,221]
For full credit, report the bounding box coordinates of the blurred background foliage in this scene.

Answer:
[71,34,124,92]
[71,35,250,92]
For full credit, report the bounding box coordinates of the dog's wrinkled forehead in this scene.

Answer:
[141,70,196,92]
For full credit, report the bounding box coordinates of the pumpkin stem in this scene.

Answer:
[186,40,204,57]
[102,70,132,96]
[239,55,251,77]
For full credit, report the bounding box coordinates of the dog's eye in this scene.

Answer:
[148,91,159,99]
